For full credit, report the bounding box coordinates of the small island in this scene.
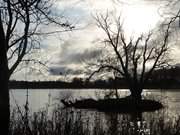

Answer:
[61,97,163,113]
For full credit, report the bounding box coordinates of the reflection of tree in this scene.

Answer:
[9,105,180,134]
[105,113,119,135]
[104,112,150,135]
[93,112,105,135]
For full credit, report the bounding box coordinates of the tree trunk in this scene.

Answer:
[130,87,142,102]
[0,13,10,134]
[0,71,9,135]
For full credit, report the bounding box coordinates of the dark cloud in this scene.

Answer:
[59,49,102,64]
[49,66,84,76]
[49,48,102,76]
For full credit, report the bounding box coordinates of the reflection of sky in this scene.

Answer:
[10,0,180,81]
[10,89,180,118]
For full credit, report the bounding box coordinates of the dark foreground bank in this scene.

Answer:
[10,102,180,135]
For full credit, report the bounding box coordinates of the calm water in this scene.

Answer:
[9,89,180,116]
[9,89,180,134]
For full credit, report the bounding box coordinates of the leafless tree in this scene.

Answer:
[88,13,173,102]
[0,0,74,134]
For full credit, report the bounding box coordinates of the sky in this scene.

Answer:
[11,0,180,81]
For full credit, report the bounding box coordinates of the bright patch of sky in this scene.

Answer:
[11,0,180,81]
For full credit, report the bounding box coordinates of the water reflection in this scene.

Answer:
[10,107,177,135]
[10,89,180,135]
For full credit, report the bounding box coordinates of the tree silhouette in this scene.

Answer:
[0,0,73,134]
[89,13,172,102]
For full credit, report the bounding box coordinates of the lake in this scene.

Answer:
[10,89,180,116]
[9,89,180,134]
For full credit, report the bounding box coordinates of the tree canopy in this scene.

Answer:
[88,13,173,100]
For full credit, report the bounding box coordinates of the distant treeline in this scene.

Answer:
[9,66,180,89]
[9,79,127,89]
[9,78,180,89]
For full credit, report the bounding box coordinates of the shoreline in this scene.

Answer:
[9,80,180,89]
[10,88,180,90]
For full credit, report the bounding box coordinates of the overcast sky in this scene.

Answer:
[11,0,180,81]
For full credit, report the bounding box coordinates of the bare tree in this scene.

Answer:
[89,13,172,102]
[0,0,74,134]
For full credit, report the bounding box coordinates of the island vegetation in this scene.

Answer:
[60,11,178,113]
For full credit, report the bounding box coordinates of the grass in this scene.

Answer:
[9,103,180,135]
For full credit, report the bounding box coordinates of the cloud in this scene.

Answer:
[48,48,102,76]
[11,0,180,81]
[49,66,84,76]
[59,48,102,65]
